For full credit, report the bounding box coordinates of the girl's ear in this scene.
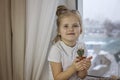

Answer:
[80,28,82,34]
[58,29,61,35]
[57,29,60,34]
[80,29,82,33]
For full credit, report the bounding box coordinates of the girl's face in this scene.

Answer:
[59,15,81,43]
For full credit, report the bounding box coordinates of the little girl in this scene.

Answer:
[48,5,92,80]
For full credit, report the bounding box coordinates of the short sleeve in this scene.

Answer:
[48,45,61,63]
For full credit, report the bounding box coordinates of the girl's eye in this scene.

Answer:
[73,25,79,27]
[64,25,68,28]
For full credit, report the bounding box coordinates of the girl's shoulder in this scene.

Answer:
[48,41,62,62]
[51,41,63,51]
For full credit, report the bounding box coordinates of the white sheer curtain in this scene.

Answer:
[25,0,77,80]
[25,0,59,80]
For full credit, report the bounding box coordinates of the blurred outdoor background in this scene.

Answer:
[78,0,120,78]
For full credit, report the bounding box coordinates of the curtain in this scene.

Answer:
[66,0,76,10]
[0,0,12,80]
[0,0,26,80]
[11,0,26,80]
[25,0,59,80]
[0,0,76,80]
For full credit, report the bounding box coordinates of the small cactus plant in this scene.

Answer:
[77,49,84,57]
[77,49,86,60]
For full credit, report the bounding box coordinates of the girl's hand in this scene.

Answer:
[81,56,92,70]
[77,70,87,79]
[76,56,92,71]
[77,57,92,79]
[71,58,87,71]
[71,56,92,71]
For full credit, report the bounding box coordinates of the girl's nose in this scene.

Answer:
[69,26,74,31]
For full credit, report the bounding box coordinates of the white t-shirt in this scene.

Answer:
[48,41,86,80]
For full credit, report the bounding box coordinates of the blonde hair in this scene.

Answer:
[53,5,83,43]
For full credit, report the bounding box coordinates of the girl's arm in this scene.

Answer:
[77,57,92,79]
[50,62,76,80]
[77,70,88,79]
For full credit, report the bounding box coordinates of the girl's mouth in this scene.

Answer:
[67,33,75,35]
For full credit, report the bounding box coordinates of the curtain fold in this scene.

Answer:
[11,0,26,80]
[25,0,59,80]
[0,0,26,80]
[66,0,76,9]
[0,0,12,80]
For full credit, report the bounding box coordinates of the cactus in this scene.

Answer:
[77,49,84,57]
[77,49,86,60]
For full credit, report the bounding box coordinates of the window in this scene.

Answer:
[77,0,120,79]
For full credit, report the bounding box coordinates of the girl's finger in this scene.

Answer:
[86,56,92,61]
[74,58,80,62]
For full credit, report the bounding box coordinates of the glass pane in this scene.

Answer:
[78,0,120,79]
